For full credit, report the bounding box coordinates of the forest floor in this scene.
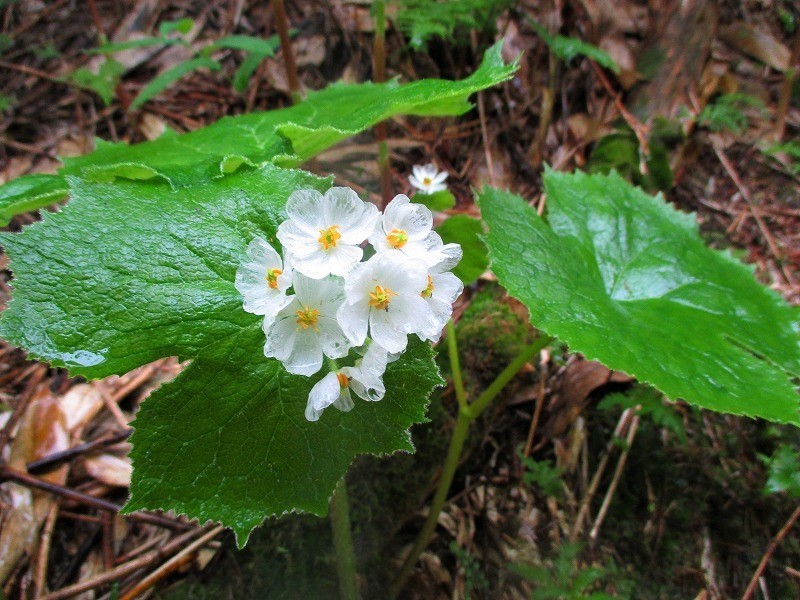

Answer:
[0,1,799,599]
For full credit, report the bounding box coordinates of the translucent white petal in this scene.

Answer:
[369,309,408,354]
[360,343,389,377]
[368,230,392,253]
[324,244,363,277]
[419,164,438,179]
[242,289,293,318]
[384,199,433,241]
[277,220,319,260]
[388,293,437,335]
[305,372,341,421]
[432,171,448,184]
[373,252,428,293]
[345,366,386,402]
[317,316,351,359]
[277,253,293,292]
[324,188,380,242]
[420,296,453,341]
[291,249,336,279]
[431,271,463,304]
[285,189,326,232]
[293,272,333,308]
[332,386,354,412]
[337,300,370,347]
[282,329,324,376]
[382,194,411,232]
[343,259,378,302]
[246,237,282,265]
[315,276,347,317]
[427,182,448,194]
[429,242,463,274]
[408,175,424,190]
[263,314,298,362]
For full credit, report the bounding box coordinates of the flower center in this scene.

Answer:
[368,285,397,311]
[386,228,408,249]
[295,306,320,331]
[422,177,432,185]
[318,225,341,251]
[265,268,282,290]
[421,275,435,298]
[336,372,349,388]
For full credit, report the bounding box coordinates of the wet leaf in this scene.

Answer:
[0,42,517,218]
[436,214,488,285]
[479,170,800,424]
[0,174,67,226]
[0,165,443,544]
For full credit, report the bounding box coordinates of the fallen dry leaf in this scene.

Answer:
[84,453,132,488]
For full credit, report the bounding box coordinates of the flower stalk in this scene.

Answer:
[389,326,554,597]
[330,479,358,600]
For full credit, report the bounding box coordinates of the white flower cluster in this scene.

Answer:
[236,187,463,422]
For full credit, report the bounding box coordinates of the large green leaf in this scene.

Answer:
[478,170,800,424]
[0,164,443,544]
[0,174,67,226]
[435,214,488,285]
[125,333,440,545]
[0,41,515,212]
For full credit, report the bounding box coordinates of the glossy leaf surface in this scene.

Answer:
[0,165,443,544]
[479,170,800,424]
[0,43,516,220]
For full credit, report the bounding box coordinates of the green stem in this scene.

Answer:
[465,335,553,419]
[389,407,471,598]
[373,0,392,206]
[330,479,358,600]
[446,320,468,411]
[389,334,553,597]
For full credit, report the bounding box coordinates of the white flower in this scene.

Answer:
[337,252,437,354]
[342,343,390,402]
[369,194,449,268]
[264,272,351,376]
[419,250,464,341]
[276,187,380,279]
[235,237,293,318]
[304,344,389,421]
[409,163,448,194]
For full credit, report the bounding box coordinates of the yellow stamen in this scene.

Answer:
[368,285,397,311]
[295,306,320,331]
[386,228,409,249]
[318,225,341,250]
[422,177,432,185]
[421,275,435,298]
[336,372,349,388]
[265,268,282,290]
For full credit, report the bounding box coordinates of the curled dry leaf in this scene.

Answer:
[59,383,105,436]
[84,453,133,488]
[0,387,69,584]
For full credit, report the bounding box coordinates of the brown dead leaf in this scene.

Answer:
[0,387,70,584]
[294,35,326,67]
[0,484,36,583]
[84,454,132,488]
[720,23,791,72]
[542,359,631,440]
[59,383,105,437]
[139,113,169,141]
[599,36,639,90]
